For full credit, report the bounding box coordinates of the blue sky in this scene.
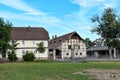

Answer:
[0,0,120,40]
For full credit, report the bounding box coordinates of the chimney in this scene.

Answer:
[27,26,31,32]
[55,35,57,38]
[52,36,54,39]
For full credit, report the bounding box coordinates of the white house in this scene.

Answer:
[11,27,49,59]
[49,31,86,60]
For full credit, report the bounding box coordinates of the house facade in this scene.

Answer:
[49,31,86,60]
[11,27,49,59]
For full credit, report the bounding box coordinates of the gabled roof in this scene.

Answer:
[49,31,82,49]
[12,27,49,40]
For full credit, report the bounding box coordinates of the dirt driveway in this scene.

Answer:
[74,69,120,80]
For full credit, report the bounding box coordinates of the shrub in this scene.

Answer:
[8,53,18,62]
[23,51,35,61]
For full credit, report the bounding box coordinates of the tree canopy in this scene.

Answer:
[36,42,45,60]
[36,42,45,53]
[83,38,95,48]
[91,8,120,48]
[0,18,12,57]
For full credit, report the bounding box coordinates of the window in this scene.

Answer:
[68,45,71,49]
[80,53,82,55]
[22,40,25,45]
[33,41,35,44]
[66,53,69,55]
[34,50,37,53]
[75,53,78,55]
[59,40,62,42]
[78,46,80,49]
[54,41,56,43]
[22,50,25,55]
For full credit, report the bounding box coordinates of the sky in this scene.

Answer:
[0,0,120,40]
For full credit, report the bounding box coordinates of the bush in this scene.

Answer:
[8,53,18,62]
[23,51,35,61]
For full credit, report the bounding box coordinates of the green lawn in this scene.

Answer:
[0,61,120,80]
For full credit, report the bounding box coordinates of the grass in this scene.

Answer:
[0,61,120,80]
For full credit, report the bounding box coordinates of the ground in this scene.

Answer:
[74,69,120,80]
[0,61,120,80]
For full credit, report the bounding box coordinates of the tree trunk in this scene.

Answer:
[2,50,6,58]
[39,53,40,60]
[109,48,112,60]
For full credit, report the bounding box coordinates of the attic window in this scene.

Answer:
[59,40,62,42]
[54,41,56,43]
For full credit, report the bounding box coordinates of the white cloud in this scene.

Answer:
[71,0,119,9]
[0,0,89,32]
[0,0,46,16]
[0,11,73,31]
[71,0,105,7]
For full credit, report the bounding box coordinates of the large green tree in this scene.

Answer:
[0,18,12,58]
[36,42,45,60]
[91,8,120,59]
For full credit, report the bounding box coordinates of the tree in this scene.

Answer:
[93,38,104,46]
[84,38,95,48]
[91,8,120,59]
[8,40,19,62]
[36,42,45,60]
[0,18,12,58]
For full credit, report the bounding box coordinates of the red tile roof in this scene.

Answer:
[12,27,49,40]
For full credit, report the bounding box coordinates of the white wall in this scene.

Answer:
[15,40,48,59]
[61,39,86,59]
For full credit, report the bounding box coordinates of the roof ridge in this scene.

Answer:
[53,31,76,39]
